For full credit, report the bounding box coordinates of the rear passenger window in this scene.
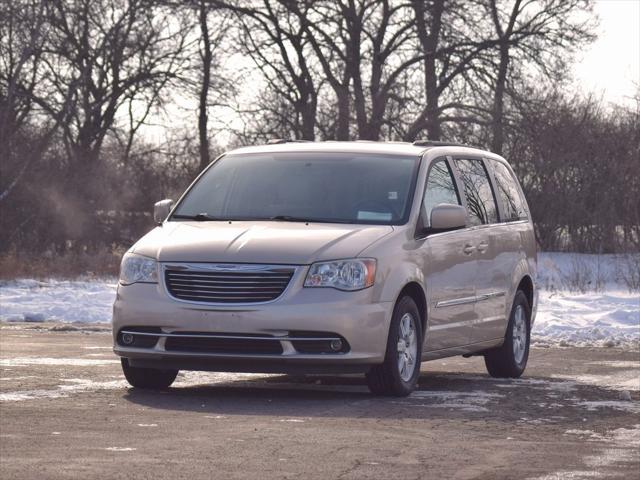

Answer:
[422,160,460,226]
[491,160,528,221]
[454,159,498,226]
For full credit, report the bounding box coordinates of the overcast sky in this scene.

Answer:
[573,0,640,104]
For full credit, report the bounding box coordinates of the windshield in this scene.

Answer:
[171,152,420,225]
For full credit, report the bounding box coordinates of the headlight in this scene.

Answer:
[119,253,158,285]
[304,258,376,291]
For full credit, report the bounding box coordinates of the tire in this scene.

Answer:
[121,358,178,389]
[366,296,423,396]
[484,290,531,378]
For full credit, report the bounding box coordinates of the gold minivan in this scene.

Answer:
[113,141,537,396]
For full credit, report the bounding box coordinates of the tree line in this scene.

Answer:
[0,0,638,272]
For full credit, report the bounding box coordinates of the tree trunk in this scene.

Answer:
[300,95,317,140]
[425,52,442,141]
[406,0,444,141]
[198,0,212,171]
[491,42,509,155]
[335,88,351,140]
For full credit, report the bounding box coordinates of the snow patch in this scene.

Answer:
[0,357,118,367]
[575,400,640,413]
[532,253,640,347]
[398,390,504,412]
[0,278,117,323]
[553,372,640,392]
[175,370,275,386]
[0,370,279,403]
[0,378,127,402]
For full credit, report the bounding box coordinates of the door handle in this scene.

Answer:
[477,241,489,253]
[463,244,475,255]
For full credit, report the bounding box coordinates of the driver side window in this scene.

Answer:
[422,160,461,226]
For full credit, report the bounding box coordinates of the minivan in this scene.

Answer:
[113,140,537,396]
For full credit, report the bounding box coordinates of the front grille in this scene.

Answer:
[165,333,283,355]
[164,264,295,304]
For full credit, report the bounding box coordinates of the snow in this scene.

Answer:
[0,357,119,367]
[0,279,117,324]
[0,378,127,402]
[398,390,505,412]
[533,253,639,348]
[534,290,639,347]
[0,253,638,347]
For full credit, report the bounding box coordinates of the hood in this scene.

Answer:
[132,221,393,265]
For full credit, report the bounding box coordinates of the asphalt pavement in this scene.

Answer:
[1,323,638,479]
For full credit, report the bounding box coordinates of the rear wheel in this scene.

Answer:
[366,296,422,396]
[121,358,178,389]
[484,290,531,378]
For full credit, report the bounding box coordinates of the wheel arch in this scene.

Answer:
[395,281,427,338]
[516,274,534,312]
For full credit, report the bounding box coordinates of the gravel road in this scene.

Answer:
[1,323,638,479]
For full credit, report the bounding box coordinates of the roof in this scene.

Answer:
[226,140,491,157]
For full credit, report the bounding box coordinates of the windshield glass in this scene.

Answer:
[171,152,420,225]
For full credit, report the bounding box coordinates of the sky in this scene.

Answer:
[573,0,640,105]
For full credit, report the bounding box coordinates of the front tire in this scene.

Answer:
[121,358,178,389]
[484,290,531,378]
[366,296,423,396]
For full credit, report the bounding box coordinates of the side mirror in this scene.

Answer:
[154,199,174,225]
[416,203,467,238]
[430,203,467,231]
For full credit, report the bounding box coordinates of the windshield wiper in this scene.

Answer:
[268,215,354,224]
[269,215,315,222]
[172,213,221,221]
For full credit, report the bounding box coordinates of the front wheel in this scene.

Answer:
[366,296,423,396]
[121,358,178,389]
[484,290,531,378]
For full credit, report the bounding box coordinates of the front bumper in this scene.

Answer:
[112,277,393,373]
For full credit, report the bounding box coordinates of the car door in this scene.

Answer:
[478,158,533,341]
[453,157,505,343]
[420,158,479,352]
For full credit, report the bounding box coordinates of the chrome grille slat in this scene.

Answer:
[170,289,283,295]
[169,285,284,292]
[166,273,291,279]
[166,277,289,284]
[164,263,295,304]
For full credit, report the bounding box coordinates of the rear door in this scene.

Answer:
[420,158,479,352]
[452,157,505,343]
[479,158,533,340]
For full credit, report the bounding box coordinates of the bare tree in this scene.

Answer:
[229,0,320,141]
[483,0,596,154]
[17,0,190,170]
[0,0,52,202]
[403,0,501,141]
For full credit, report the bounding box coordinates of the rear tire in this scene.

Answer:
[121,358,178,389]
[366,296,422,396]
[484,290,531,378]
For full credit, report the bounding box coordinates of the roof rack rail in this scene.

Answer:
[266,138,313,145]
[412,139,473,148]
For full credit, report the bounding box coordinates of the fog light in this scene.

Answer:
[121,332,134,345]
[330,339,343,352]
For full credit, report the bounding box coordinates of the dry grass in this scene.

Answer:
[617,254,640,293]
[0,249,123,280]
